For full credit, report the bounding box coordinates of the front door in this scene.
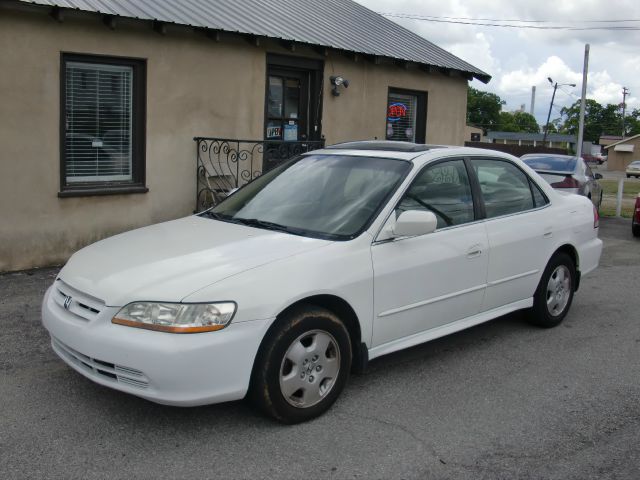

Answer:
[371,158,489,347]
[266,68,310,143]
[264,56,323,172]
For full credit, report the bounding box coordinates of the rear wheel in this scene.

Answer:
[633,223,640,237]
[526,252,576,328]
[250,305,352,423]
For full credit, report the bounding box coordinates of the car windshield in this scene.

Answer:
[522,156,577,172]
[206,154,410,240]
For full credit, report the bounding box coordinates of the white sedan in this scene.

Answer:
[42,141,602,423]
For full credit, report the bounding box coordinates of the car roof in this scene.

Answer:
[521,153,576,159]
[326,140,447,153]
[309,141,517,162]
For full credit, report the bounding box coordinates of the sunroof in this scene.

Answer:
[326,141,447,152]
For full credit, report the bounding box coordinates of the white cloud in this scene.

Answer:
[499,56,582,94]
[449,32,500,78]
[354,0,640,120]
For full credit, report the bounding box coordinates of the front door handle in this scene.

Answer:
[543,227,553,238]
[467,244,482,259]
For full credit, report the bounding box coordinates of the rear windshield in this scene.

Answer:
[522,156,577,172]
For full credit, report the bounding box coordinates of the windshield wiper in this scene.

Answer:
[200,211,230,221]
[232,217,300,234]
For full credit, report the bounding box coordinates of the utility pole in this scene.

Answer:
[542,80,558,145]
[576,44,590,161]
[543,78,576,146]
[622,87,629,138]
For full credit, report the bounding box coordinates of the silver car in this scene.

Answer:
[521,154,603,208]
[626,160,640,178]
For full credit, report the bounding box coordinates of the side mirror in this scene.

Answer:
[394,210,438,237]
[594,173,603,180]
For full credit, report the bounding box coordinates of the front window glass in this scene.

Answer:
[396,159,474,229]
[208,155,410,239]
[474,159,535,218]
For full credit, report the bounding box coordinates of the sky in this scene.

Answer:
[356,0,640,127]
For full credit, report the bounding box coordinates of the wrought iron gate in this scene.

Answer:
[195,137,325,212]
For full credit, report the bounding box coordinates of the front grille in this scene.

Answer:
[53,280,104,322]
[52,337,149,390]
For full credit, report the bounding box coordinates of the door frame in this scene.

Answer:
[265,54,324,142]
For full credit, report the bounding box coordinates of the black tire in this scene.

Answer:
[249,305,352,424]
[627,174,632,178]
[526,252,576,328]
[633,223,640,237]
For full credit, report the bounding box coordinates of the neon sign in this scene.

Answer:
[387,103,407,122]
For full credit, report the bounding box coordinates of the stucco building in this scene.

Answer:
[604,134,640,171]
[0,0,488,271]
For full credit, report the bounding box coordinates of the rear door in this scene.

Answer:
[471,157,553,311]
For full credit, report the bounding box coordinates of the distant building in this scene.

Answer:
[604,134,640,171]
[465,125,484,142]
[485,132,576,150]
[598,135,623,149]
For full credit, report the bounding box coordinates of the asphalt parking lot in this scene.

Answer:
[1,217,639,480]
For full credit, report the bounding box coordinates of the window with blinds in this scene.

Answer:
[60,54,146,195]
[385,88,427,144]
[64,61,133,182]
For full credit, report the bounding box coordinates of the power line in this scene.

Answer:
[379,13,640,24]
[379,13,640,31]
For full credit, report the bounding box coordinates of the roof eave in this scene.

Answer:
[603,133,640,149]
[15,1,491,83]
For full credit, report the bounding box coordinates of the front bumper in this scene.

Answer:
[42,285,271,406]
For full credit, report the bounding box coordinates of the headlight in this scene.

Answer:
[112,302,236,333]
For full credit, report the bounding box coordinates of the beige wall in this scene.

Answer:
[0,7,469,271]
[607,137,640,171]
[321,56,468,145]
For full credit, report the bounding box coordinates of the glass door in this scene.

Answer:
[266,68,310,142]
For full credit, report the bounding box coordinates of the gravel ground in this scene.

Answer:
[0,217,639,480]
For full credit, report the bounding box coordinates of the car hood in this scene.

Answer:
[59,216,331,306]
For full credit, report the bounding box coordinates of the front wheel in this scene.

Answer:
[250,305,352,423]
[526,252,576,328]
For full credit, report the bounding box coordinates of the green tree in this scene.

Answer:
[559,99,621,142]
[497,111,540,133]
[624,108,640,136]
[467,86,504,132]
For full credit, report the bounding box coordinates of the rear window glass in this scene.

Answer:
[522,156,576,172]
